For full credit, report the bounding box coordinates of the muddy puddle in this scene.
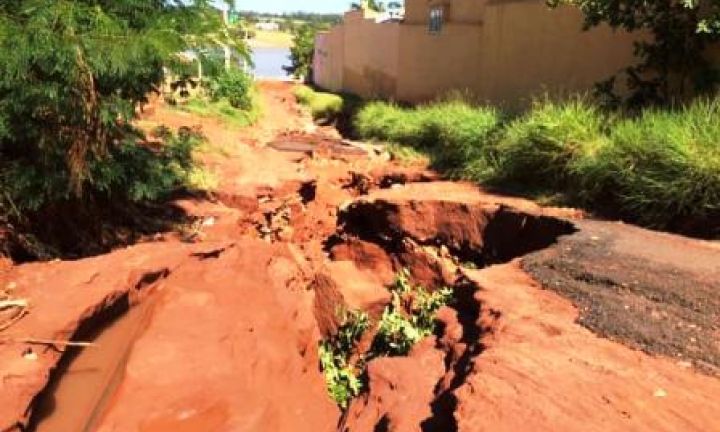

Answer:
[30,297,158,432]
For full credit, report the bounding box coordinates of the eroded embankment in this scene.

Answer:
[322,182,576,431]
[2,93,720,432]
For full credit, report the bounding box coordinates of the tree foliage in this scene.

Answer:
[351,0,387,12]
[0,0,240,211]
[284,23,326,81]
[551,0,720,106]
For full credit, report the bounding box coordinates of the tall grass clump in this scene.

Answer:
[354,100,502,173]
[492,98,608,190]
[354,101,426,144]
[293,85,344,121]
[578,99,720,230]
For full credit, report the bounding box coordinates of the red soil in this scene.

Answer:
[0,81,718,432]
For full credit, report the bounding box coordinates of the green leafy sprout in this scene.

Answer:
[318,271,453,408]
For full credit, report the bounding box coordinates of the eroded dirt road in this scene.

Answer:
[1,81,719,432]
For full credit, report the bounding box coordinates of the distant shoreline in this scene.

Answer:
[248,30,293,49]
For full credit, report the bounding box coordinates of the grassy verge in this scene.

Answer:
[293,85,344,121]
[175,91,261,129]
[353,97,720,237]
[292,85,366,130]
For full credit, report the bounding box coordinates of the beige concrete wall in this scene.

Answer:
[397,23,484,102]
[475,1,638,109]
[314,29,345,92]
[340,11,401,98]
[314,0,641,109]
[404,0,484,25]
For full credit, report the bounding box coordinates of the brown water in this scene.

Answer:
[32,298,157,432]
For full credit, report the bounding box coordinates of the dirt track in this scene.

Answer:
[0,81,719,432]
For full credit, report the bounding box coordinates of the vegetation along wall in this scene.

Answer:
[314,0,640,109]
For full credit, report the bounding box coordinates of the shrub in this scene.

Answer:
[209,69,254,110]
[293,85,344,121]
[492,98,608,189]
[0,1,237,199]
[0,128,205,213]
[579,99,720,230]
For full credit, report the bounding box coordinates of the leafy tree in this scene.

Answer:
[0,0,240,208]
[551,0,720,106]
[285,23,326,81]
[351,0,386,12]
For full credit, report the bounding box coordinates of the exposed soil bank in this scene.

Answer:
[1,81,719,432]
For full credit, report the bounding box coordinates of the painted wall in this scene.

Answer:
[314,0,640,109]
[314,30,344,92]
[340,11,401,98]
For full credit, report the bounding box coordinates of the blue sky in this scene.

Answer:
[228,0,352,14]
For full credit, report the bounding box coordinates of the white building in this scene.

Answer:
[255,21,280,31]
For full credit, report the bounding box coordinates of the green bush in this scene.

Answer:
[293,85,344,121]
[493,98,608,189]
[578,99,720,229]
[209,69,254,110]
[0,128,205,213]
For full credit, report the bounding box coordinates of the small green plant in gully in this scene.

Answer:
[373,270,454,356]
[318,310,370,408]
[318,271,453,408]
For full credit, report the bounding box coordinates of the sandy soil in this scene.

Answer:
[0,81,718,432]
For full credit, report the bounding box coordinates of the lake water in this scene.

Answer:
[251,47,291,80]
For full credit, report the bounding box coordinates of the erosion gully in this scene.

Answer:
[3,81,719,432]
[25,173,575,432]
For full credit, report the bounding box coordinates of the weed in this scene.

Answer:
[493,97,608,189]
[318,310,370,408]
[354,100,502,175]
[318,271,453,408]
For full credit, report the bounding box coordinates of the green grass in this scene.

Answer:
[175,91,261,129]
[293,85,344,121]
[355,99,502,175]
[385,142,430,165]
[492,98,608,189]
[578,100,720,228]
[354,97,720,236]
